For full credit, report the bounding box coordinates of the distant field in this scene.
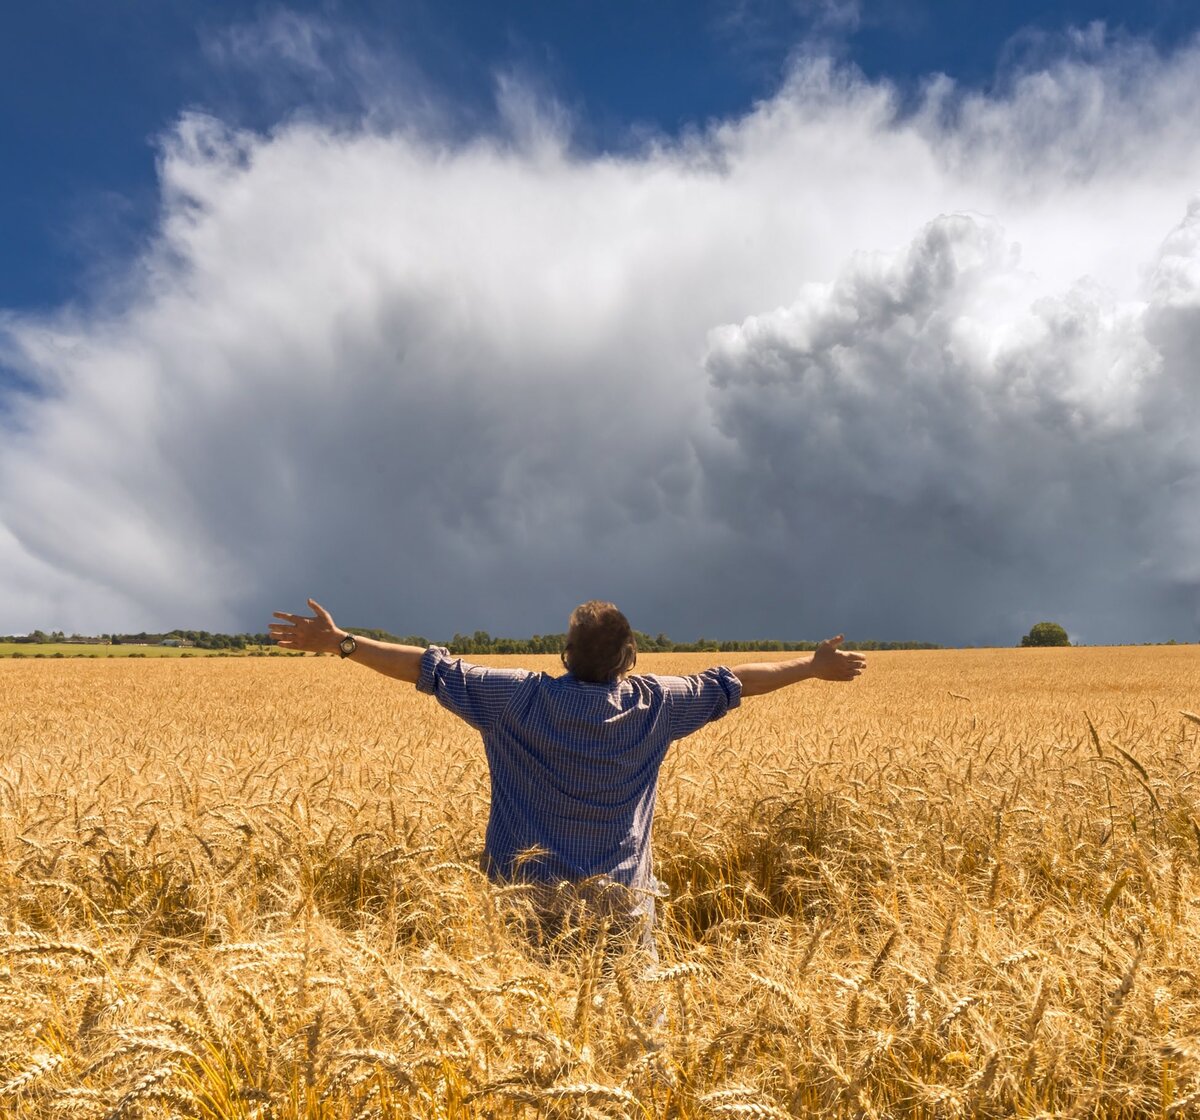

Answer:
[0,642,301,657]
[1,647,1199,1117]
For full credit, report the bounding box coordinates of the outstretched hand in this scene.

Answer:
[810,635,866,682]
[268,599,345,655]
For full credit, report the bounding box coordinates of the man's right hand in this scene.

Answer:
[809,635,867,682]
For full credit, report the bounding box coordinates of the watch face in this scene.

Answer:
[339,636,356,654]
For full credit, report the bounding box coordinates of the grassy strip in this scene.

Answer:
[0,643,305,658]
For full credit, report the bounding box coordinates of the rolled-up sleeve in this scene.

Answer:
[652,666,742,742]
[416,646,533,734]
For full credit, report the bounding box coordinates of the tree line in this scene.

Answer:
[2,629,272,650]
[3,627,942,653]
[346,629,941,654]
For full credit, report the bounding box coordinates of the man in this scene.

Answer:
[269,598,866,959]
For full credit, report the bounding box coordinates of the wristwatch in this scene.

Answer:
[337,634,358,659]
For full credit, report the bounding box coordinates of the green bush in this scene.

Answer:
[1021,621,1071,647]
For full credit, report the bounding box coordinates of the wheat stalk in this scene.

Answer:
[0,1052,65,1096]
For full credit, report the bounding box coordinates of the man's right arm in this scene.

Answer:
[731,635,866,697]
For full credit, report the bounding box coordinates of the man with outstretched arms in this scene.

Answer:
[269,599,866,956]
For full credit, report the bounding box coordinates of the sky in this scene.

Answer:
[2,2,1199,646]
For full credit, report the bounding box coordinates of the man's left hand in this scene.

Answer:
[269,598,345,654]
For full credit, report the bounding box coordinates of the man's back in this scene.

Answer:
[417,645,742,904]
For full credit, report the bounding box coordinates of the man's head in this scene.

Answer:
[561,601,637,683]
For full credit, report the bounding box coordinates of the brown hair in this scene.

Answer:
[561,601,637,683]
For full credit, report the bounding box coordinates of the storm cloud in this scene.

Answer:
[702,208,1200,643]
[1,18,1198,644]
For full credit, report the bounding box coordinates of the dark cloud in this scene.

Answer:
[701,208,1200,644]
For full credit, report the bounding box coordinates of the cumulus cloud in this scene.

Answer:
[1,18,1198,643]
[702,206,1200,643]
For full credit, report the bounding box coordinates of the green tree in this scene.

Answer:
[1021,621,1071,647]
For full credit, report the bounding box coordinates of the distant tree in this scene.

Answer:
[1021,621,1071,647]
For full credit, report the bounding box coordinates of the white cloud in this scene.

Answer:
[702,206,1199,641]
[1,21,1198,642]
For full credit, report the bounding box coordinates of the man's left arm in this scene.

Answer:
[269,600,533,733]
[415,647,533,733]
[269,599,425,682]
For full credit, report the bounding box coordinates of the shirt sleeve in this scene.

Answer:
[415,646,534,734]
[652,666,743,742]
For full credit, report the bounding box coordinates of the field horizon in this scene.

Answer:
[3,641,1196,662]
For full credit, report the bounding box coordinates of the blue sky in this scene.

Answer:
[2,3,1200,644]
[6,0,1199,312]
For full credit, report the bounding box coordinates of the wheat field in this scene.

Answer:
[1,647,1198,1119]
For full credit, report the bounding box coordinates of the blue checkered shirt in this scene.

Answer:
[416,646,742,918]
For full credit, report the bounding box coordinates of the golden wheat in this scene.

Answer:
[0,646,1197,1117]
